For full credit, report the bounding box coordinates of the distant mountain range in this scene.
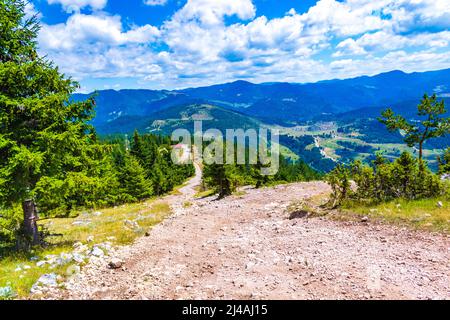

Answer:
[73,68,450,134]
[72,68,450,171]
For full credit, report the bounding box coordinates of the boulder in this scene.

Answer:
[108,258,124,269]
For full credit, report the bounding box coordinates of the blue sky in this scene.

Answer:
[27,0,450,92]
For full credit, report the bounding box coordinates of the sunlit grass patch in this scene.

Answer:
[0,246,70,299]
[194,189,216,199]
[41,200,172,247]
[337,198,450,233]
[0,200,172,299]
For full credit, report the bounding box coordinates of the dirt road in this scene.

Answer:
[56,167,450,300]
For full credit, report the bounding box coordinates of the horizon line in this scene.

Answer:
[75,66,450,94]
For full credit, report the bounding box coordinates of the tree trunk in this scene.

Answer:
[22,199,40,245]
[419,142,423,163]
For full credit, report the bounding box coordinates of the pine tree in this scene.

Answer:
[0,0,111,246]
[131,130,145,161]
[379,94,450,162]
[118,155,153,202]
[392,152,418,199]
[203,163,243,198]
[150,153,171,195]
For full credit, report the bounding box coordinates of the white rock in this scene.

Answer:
[437,201,443,208]
[108,258,124,269]
[90,247,104,257]
[36,261,47,267]
[72,253,85,264]
[246,262,256,270]
[32,273,58,292]
[87,236,95,243]
[52,253,72,267]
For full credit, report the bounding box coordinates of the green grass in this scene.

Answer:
[233,190,248,197]
[0,247,70,299]
[337,198,450,233]
[0,199,172,299]
[194,188,216,199]
[41,200,171,246]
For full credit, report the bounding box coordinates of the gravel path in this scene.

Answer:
[55,167,450,300]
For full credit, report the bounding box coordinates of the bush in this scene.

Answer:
[326,164,352,208]
[0,204,22,249]
[327,152,445,206]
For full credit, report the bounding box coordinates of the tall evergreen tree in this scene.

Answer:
[131,130,145,161]
[0,0,110,245]
[118,155,153,202]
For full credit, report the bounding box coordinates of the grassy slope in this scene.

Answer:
[0,199,171,299]
[335,198,450,234]
[285,183,450,234]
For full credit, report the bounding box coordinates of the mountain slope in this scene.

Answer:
[76,68,450,130]
[96,103,263,135]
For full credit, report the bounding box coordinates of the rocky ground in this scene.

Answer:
[48,166,450,300]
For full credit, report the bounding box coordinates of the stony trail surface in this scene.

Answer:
[54,166,450,300]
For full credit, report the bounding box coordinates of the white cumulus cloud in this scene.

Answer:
[39,13,160,50]
[37,0,450,90]
[171,0,256,26]
[47,0,108,13]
